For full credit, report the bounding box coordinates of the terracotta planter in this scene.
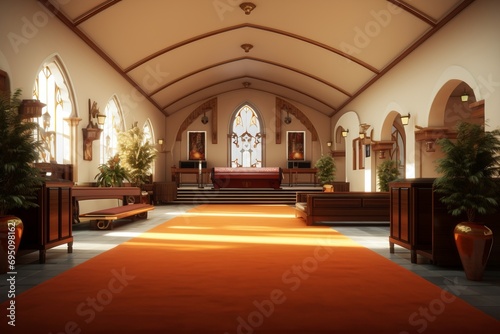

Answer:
[454,222,493,281]
[0,216,24,274]
[323,185,334,192]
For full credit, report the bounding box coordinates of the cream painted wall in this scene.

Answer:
[0,0,165,185]
[332,0,500,190]
[1,0,499,190]
[166,90,331,179]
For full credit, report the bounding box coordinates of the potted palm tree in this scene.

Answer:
[377,159,400,192]
[0,89,43,273]
[315,154,336,192]
[117,122,157,188]
[434,121,500,281]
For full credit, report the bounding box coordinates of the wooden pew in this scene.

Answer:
[295,192,390,226]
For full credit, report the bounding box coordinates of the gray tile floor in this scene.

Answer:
[1,204,499,322]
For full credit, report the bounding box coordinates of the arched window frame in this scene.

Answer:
[229,104,264,167]
[33,58,74,164]
[100,96,125,164]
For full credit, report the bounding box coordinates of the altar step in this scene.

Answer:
[173,187,322,204]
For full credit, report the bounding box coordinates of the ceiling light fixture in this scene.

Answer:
[240,2,256,15]
[242,81,251,88]
[241,43,253,53]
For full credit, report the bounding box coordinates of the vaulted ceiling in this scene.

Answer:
[39,0,474,117]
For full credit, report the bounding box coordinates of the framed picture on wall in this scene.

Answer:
[187,131,206,160]
[287,131,305,160]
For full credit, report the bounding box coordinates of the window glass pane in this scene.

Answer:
[230,105,262,167]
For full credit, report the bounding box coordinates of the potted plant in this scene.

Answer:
[377,159,400,192]
[434,121,500,281]
[315,154,336,192]
[0,89,44,273]
[117,122,157,188]
[94,154,130,187]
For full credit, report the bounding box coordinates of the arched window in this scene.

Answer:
[391,124,405,178]
[230,104,263,167]
[100,97,124,163]
[33,60,73,164]
[143,120,155,180]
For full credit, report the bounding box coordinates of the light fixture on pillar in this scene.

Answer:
[201,110,209,124]
[461,89,469,102]
[239,2,256,15]
[18,99,46,119]
[157,138,164,145]
[359,123,370,139]
[400,113,411,125]
[283,109,292,124]
[341,129,349,137]
[82,99,105,161]
[241,43,253,53]
[97,112,106,126]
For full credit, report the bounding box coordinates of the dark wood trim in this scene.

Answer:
[333,0,475,115]
[163,75,336,114]
[73,0,122,26]
[387,0,437,27]
[37,0,165,116]
[124,23,378,74]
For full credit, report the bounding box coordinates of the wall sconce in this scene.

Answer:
[82,99,104,161]
[157,138,164,145]
[461,89,469,102]
[341,129,349,137]
[327,141,332,148]
[201,110,209,124]
[359,123,370,139]
[18,99,46,119]
[400,113,411,125]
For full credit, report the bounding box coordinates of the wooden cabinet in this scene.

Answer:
[389,179,435,263]
[389,178,500,268]
[153,182,177,203]
[16,180,74,263]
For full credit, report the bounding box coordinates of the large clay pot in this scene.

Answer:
[323,184,334,192]
[454,222,493,281]
[0,216,24,274]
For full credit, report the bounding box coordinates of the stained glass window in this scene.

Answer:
[230,105,262,167]
[33,61,72,164]
[100,97,124,163]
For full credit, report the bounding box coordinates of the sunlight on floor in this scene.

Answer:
[124,231,358,247]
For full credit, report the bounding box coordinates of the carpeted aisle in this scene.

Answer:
[1,204,499,333]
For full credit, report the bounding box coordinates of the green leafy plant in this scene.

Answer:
[0,89,44,215]
[117,122,157,187]
[377,159,400,192]
[434,122,500,222]
[94,154,130,187]
[315,154,336,185]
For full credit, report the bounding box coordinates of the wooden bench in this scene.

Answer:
[72,186,142,224]
[79,203,154,230]
[295,192,390,226]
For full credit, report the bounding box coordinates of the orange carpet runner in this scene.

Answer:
[1,204,499,333]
